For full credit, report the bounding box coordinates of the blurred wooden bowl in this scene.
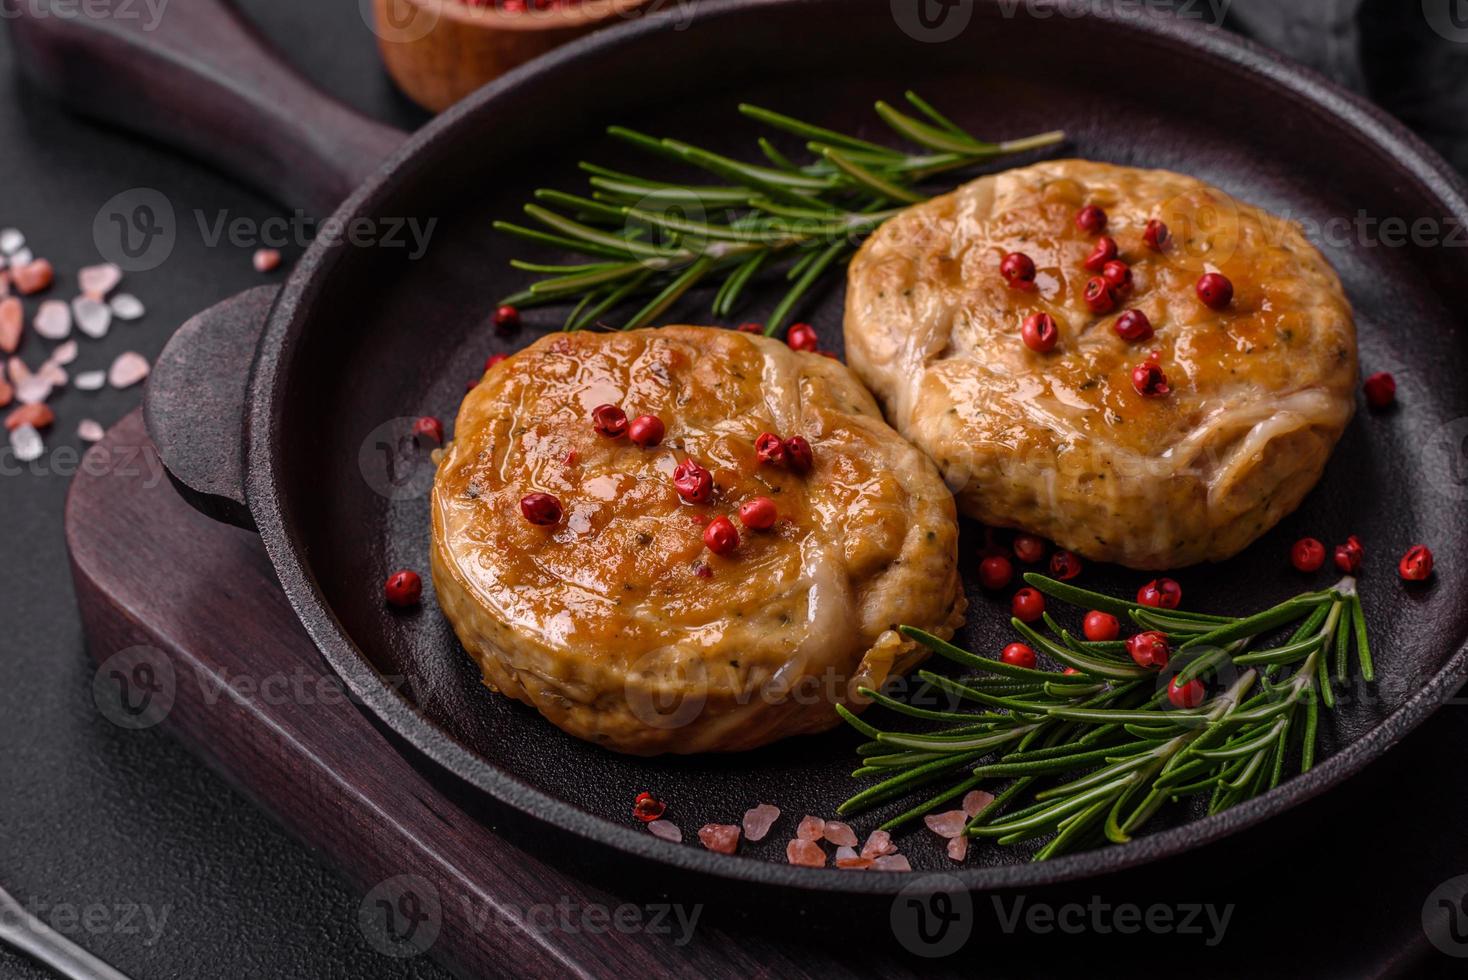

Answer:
[373,0,651,112]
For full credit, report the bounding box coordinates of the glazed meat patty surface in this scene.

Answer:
[845,159,1358,569]
[431,326,965,755]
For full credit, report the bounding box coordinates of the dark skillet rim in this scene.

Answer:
[245,0,1468,895]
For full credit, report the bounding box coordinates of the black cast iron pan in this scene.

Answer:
[13,0,1468,895]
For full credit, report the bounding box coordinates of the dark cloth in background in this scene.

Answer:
[1228,0,1468,172]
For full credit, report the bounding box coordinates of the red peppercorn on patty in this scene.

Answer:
[431,326,965,755]
[845,160,1358,569]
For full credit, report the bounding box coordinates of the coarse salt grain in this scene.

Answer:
[34,300,70,340]
[37,362,65,388]
[796,815,825,841]
[696,824,740,855]
[15,375,51,405]
[47,340,77,367]
[74,371,106,391]
[109,294,145,320]
[108,351,149,389]
[78,263,122,300]
[253,248,282,273]
[9,423,41,462]
[646,820,682,843]
[12,259,51,295]
[0,229,23,255]
[5,402,53,431]
[963,790,995,818]
[924,810,968,840]
[861,830,897,859]
[785,838,825,868]
[0,378,11,408]
[823,821,858,847]
[947,836,969,862]
[742,803,780,842]
[0,298,20,353]
[872,854,912,873]
[9,248,32,268]
[77,419,104,443]
[73,297,112,339]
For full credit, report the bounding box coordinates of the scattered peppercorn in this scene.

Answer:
[704,515,740,555]
[1291,537,1326,573]
[1012,587,1046,623]
[1363,372,1396,409]
[384,570,422,607]
[1334,535,1364,574]
[1399,545,1433,582]
[1001,643,1037,669]
[520,492,563,526]
[979,555,1015,590]
[1137,578,1182,609]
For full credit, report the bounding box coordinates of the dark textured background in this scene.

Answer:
[1,1,1467,977]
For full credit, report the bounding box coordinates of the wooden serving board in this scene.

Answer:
[63,410,929,979]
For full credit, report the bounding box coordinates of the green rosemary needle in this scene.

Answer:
[839,573,1372,860]
[495,92,1066,335]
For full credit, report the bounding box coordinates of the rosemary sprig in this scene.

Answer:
[495,92,1065,335]
[838,573,1372,861]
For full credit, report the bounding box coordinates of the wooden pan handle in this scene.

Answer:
[4,0,408,215]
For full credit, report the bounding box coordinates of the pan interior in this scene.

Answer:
[267,3,1468,876]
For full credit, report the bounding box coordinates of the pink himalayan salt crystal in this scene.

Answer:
[253,248,282,273]
[73,296,111,339]
[697,823,740,855]
[33,300,70,340]
[786,838,825,868]
[834,846,874,870]
[861,830,897,859]
[0,298,19,353]
[646,820,682,844]
[78,263,121,300]
[924,810,968,839]
[742,803,780,843]
[108,351,150,389]
[796,815,826,841]
[823,821,858,847]
[963,790,996,818]
[872,854,912,872]
[47,340,77,366]
[77,419,104,443]
[947,836,970,863]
